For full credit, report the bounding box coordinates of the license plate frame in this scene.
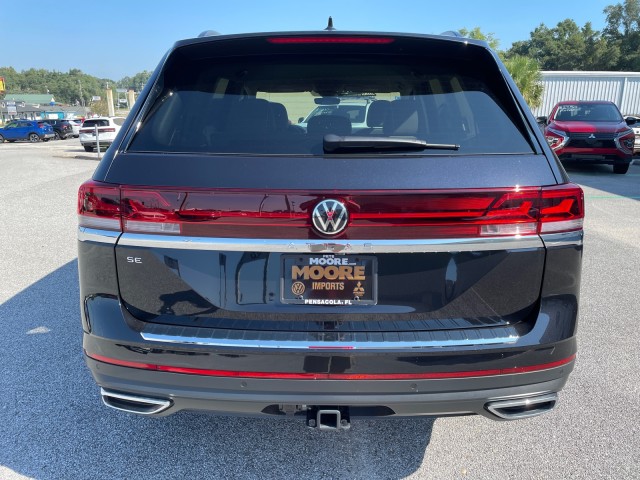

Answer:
[281,254,377,306]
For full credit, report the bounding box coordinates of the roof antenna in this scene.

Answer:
[325,16,336,31]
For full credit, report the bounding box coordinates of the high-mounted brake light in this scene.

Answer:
[267,36,394,44]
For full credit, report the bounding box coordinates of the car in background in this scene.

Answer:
[67,119,82,137]
[539,101,635,174]
[44,119,75,140]
[79,116,125,152]
[0,119,54,143]
[78,29,583,427]
[623,114,640,154]
[298,96,378,131]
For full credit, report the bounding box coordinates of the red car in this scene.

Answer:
[541,101,636,174]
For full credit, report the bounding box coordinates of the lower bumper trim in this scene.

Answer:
[86,351,575,380]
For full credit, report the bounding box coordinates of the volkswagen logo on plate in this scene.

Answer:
[312,199,349,235]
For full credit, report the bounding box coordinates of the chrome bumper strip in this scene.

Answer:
[117,233,544,253]
[77,227,120,244]
[540,231,584,248]
[141,326,518,350]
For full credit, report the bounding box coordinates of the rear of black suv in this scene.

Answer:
[78,31,583,425]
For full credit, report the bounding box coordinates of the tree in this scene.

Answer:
[458,27,500,51]
[460,27,543,108]
[603,0,640,70]
[506,19,619,71]
[503,55,544,108]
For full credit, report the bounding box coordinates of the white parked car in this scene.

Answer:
[79,117,126,152]
[624,115,640,154]
[67,119,82,137]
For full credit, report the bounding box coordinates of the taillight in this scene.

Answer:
[77,180,121,231]
[545,128,568,150]
[101,128,116,133]
[538,184,584,234]
[76,184,584,238]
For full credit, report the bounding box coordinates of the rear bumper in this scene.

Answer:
[87,352,572,420]
[557,147,632,164]
[82,293,577,421]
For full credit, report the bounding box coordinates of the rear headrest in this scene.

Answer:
[307,115,352,136]
[269,102,289,131]
[226,98,273,134]
[366,100,391,127]
[383,99,421,135]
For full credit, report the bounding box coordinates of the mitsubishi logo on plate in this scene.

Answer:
[312,199,349,235]
[588,134,596,139]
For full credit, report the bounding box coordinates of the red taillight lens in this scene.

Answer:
[77,184,584,238]
[267,36,394,44]
[538,184,584,233]
[101,127,116,133]
[77,180,121,231]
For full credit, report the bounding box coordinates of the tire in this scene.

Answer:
[8,139,15,143]
[84,145,94,152]
[0,134,4,143]
[28,133,40,143]
[613,162,630,174]
[54,131,61,140]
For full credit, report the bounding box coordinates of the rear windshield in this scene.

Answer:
[553,103,623,122]
[83,119,109,127]
[128,50,533,156]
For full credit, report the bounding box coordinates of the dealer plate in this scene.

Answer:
[281,254,377,306]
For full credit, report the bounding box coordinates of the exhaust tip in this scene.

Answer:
[486,393,558,420]
[100,388,172,415]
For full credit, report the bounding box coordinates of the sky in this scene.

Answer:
[0,0,616,81]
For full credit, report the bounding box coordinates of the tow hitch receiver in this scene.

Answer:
[307,407,351,430]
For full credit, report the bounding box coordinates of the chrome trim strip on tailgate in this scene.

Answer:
[78,227,120,244]
[141,325,518,350]
[116,233,544,253]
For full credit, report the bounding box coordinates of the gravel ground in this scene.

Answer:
[0,142,638,479]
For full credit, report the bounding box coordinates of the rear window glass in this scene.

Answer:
[84,119,109,127]
[129,52,533,156]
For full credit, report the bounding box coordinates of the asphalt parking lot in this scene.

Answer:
[0,141,639,479]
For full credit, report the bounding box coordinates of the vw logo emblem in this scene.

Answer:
[312,199,349,236]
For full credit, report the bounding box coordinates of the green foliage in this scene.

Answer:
[603,0,640,70]
[503,55,544,108]
[0,67,149,104]
[460,27,543,108]
[458,27,500,51]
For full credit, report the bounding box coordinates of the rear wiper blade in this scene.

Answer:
[323,134,460,153]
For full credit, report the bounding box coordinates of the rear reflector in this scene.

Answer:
[86,351,576,380]
[267,36,394,44]
[77,181,584,238]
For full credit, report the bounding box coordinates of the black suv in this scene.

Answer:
[44,119,74,140]
[78,29,584,427]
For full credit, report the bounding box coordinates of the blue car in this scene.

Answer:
[0,119,55,143]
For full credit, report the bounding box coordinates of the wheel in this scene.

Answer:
[54,131,61,140]
[84,145,94,152]
[29,133,40,143]
[613,162,630,174]
[0,134,4,143]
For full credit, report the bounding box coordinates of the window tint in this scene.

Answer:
[129,54,533,156]
[84,119,109,127]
